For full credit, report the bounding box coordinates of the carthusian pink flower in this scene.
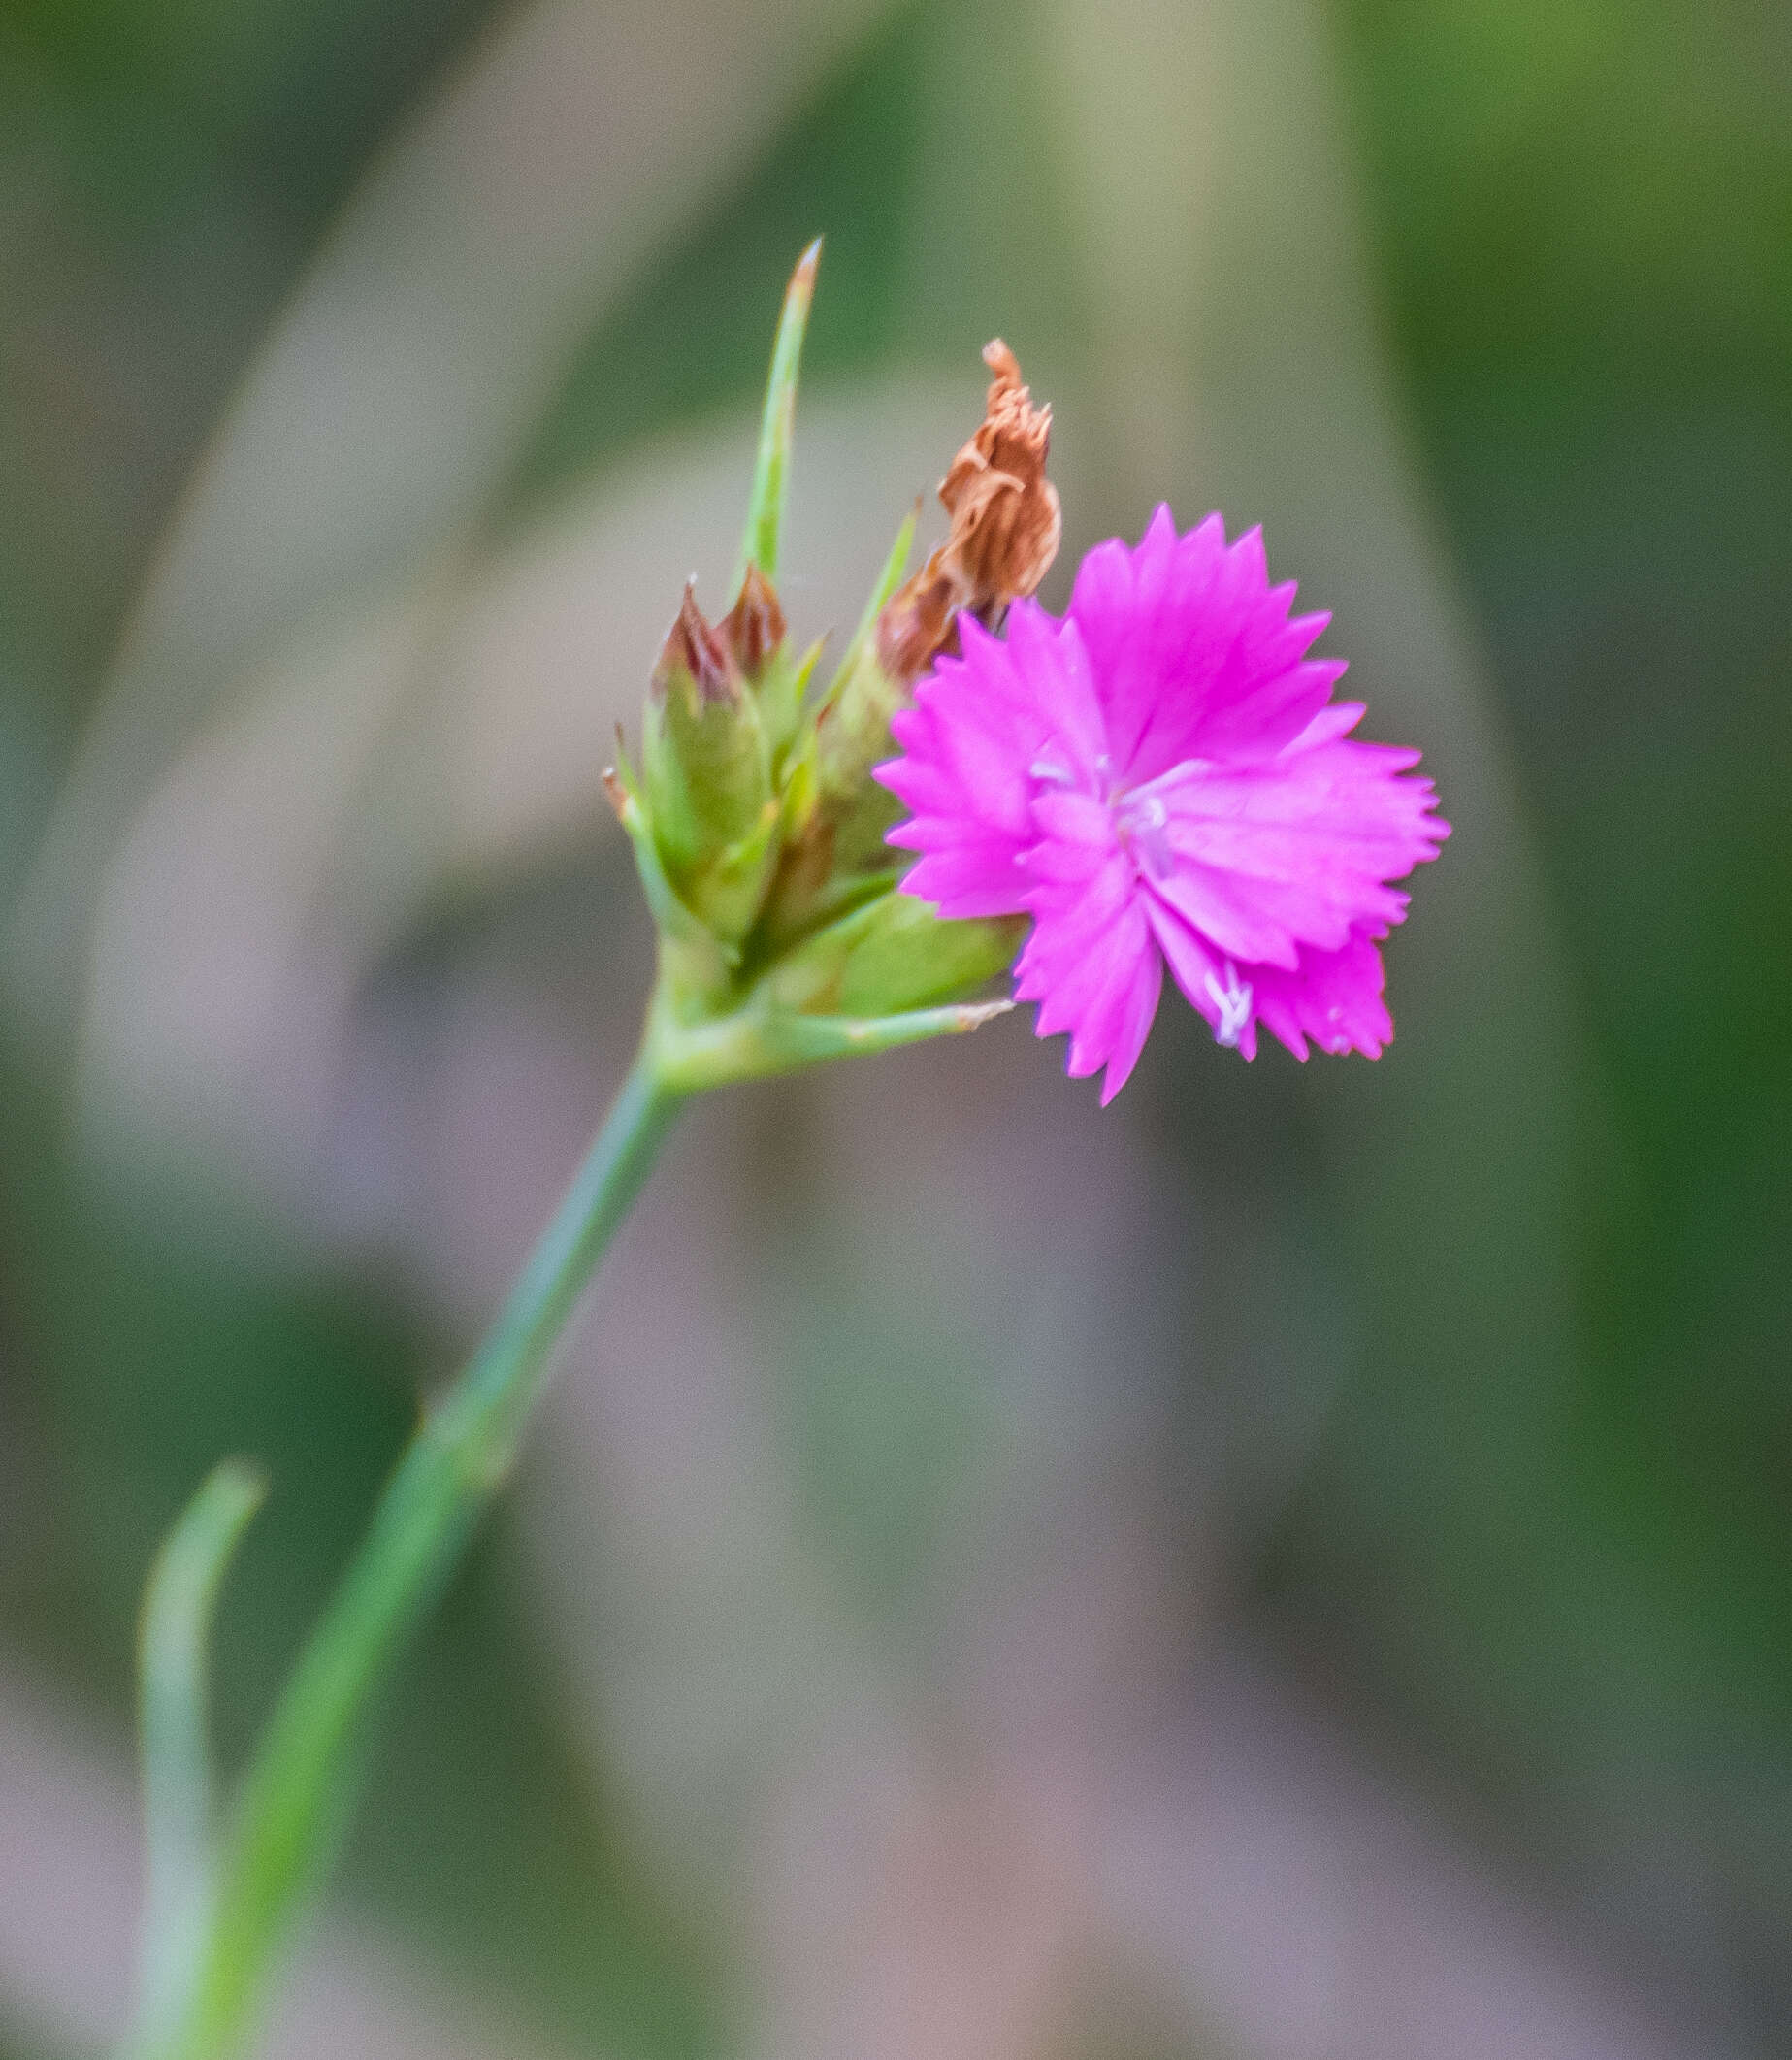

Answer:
[874,507,1450,1101]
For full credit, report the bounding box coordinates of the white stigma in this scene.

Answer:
[1204,962,1254,1048]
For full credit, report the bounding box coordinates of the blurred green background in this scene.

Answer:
[0,0,1787,2056]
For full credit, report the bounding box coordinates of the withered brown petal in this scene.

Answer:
[873,340,1061,686]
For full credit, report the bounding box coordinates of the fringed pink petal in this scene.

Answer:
[1251,932,1394,1060]
[875,505,1449,1092]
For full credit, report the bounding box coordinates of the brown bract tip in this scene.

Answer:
[791,236,822,302]
[875,340,1062,684]
[653,583,739,704]
[720,562,787,676]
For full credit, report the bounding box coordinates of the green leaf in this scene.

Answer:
[135,1458,269,2045]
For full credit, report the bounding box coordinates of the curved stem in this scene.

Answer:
[132,1048,682,2060]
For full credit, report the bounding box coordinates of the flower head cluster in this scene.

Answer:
[610,245,1447,1102]
[607,250,1057,1093]
[875,507,1450,1100]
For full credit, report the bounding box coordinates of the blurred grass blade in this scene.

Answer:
[735,238,821,588]
[135,1459,269,2042]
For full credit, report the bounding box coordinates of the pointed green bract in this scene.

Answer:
[825,504,916,708]
[768,887,1026,1019]
[735,237,820,589]
[646,989,1012,1094]
[608,758,733,978]
[756,635,824,769]
[808,510,923,872]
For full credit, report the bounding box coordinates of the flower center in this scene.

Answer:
[1028,747,1256,1052]
[1115,787,1175,882]
[1030,749,1181,880]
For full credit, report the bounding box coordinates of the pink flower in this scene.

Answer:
[874,507,1450,1101]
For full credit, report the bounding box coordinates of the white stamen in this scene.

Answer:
[1204,961,1254,1048]
[1030,754,1075,787]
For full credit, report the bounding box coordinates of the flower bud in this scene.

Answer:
[642,584,776,942]
[719,561,786,677]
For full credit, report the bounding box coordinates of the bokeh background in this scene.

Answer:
[1,0,1789,2054]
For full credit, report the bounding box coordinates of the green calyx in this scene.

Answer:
[640,584,776,944]
[608,243,1020,1091]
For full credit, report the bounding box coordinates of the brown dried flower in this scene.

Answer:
[875,341,1062,683]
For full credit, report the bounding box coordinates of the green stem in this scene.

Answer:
[135,1048,682,2060]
